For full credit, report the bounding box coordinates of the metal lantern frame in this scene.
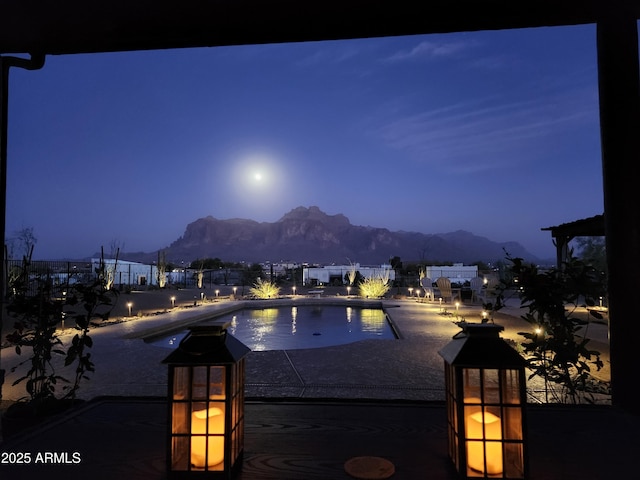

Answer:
[163,322,250,479]
[439,322,529,479]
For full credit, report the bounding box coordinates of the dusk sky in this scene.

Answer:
[5,24,604,262]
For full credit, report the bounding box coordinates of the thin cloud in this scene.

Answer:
[384,39,474,62]
[296,44,363,67]
[370,89,598,173]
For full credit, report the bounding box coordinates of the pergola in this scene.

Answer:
[542,214,606,268]
[2,1,639,412]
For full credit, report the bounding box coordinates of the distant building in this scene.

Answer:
[425,263,478,284]
[92,258,160,287]
[303,263,395,286]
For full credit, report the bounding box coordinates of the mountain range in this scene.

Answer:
[126,206,539,265]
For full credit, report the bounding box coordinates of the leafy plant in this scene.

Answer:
[5,253,67,406]
[250,278,280,299]
[62,256,119,399]
[491,254,609,404]
[359,271,391,298]
[5,250,119,409]
[156,250,168,288]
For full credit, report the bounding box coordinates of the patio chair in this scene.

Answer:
[435,277,453,303]
[472,277,500,305]
[470,277,484,304]
[421,276,434,301]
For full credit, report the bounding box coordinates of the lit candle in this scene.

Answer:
[466,411,503,475]
[191,406,225,468]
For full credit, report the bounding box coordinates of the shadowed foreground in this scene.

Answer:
[1,396,638,480]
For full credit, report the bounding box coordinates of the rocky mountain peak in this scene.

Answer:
[279,206,350,227]
[127,206,539,264]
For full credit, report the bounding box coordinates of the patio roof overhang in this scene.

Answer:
[1,0,640,56]
[541,214,605,268]
[542,214,606,239]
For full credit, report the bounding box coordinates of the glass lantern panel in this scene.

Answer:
[466,439,503,476]
[501,369,522,404]
[447,363,457,397]
[452,397,458,433]
[171,436,190,471]
[452,434,460,472]
[503,442,525,478]
[209,366,226,400]
[172,402,190,434]
[191,402,226,435]
[231,416,243,464]
[190,402,226,471]
[502,406,523,440]
[463,405,485,439]
[231,392,238,427]
[463,368,482,402]
[230,362,237,394]
[192,366,208,400]
[172,366,190,401]
[482,369,501,404]
[238,358,246,391]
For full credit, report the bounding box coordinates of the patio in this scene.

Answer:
[1,290,634,479]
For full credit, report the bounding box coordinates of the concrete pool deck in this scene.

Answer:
[0,288,611,403]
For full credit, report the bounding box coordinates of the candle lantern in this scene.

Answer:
[439,322,528,479]
[163,322,250,478]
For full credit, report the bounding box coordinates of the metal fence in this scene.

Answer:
[4,260,95,297]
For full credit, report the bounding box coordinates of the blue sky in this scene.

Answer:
[5,24,603,261]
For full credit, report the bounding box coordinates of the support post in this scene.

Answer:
[0,53,45,398]
[597,10,640,413]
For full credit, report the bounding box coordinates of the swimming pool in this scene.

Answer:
[149,304,397,351]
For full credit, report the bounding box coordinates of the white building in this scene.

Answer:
[425,263,478,283]
[303,263,395,286]
[92,258,161,287]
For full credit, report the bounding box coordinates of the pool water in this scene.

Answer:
[150,305,397,351]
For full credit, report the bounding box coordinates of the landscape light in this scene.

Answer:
[439,322,528,479]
